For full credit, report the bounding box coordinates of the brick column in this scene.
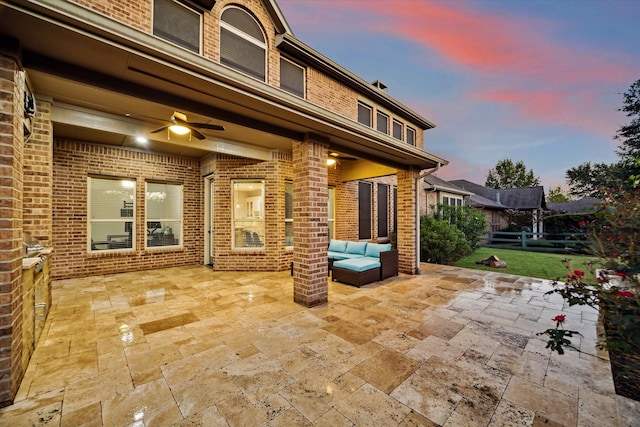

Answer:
[0,47,25,407]
[396,169,419,274]
[292,135,328,307]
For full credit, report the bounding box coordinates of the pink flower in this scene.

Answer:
[573,270,584,277]
[616,290,633,298]
[552,314,566,323]
[567,274,576,280]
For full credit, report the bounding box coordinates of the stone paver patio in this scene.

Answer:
[1,263,638,426]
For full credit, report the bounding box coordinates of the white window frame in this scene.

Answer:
[358,101,373,127]
[145,181,183,249]
[406,126,416,146]
[285,181,293,248]
[280,57,305,98]
[220,6,267,81]
[328,187,336,240]
[377,111,389,134]
[232,179,265,249]
[392,119,404,140]
[88,177,136,253]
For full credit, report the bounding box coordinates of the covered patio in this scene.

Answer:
[1,264,637,426]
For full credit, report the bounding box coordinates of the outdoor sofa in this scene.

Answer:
[328,239,399,287]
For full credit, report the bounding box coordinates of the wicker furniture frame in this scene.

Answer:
[331,265,381,287]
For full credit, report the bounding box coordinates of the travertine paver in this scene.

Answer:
[1,263,636,426]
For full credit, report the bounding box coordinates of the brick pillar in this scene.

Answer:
[0,47,25,407]
[396,169,419,274]
[292,135,328,307]
[23,97,53,245]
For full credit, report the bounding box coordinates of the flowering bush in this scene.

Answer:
[541,188,639,354]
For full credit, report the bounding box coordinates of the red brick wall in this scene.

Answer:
[23,99,53,245]
[0,53,25,407]
[397,169,419,274]
[202,152,293,272]
[52,140,203,279]
[292,139,328,307]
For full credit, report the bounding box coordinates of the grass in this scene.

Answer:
[453,247,599,281]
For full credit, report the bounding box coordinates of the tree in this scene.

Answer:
[615,79,640,185]
[485,159,540,189]
[565,79,640,196]
[546,186,573,202]
[566,162,624,198]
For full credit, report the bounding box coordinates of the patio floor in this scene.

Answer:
[1,263,638,426]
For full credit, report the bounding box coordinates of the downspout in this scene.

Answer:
[415,163,441,274]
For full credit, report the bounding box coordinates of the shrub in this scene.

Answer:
[420,215,472,264]
[433,204,487,249]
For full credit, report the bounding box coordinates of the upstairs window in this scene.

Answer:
[220,7,266,81]
[406,126,416,146]
[153,0,202,53]
[280,58,305,98]
[358,102,372,127]
[392,119,404,140]
[376,111,389,134]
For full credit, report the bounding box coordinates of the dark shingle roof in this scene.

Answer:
[547,197,601,213]
[449,180,546,210]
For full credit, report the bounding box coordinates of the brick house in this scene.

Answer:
[421,174,473,216]
[0,0,447,405]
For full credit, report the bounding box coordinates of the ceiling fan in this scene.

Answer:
[149,111,225,140]
[327,152,357,167]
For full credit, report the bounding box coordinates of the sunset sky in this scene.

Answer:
[277,0,640,190]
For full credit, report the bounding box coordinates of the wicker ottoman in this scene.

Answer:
[331,258,381,287]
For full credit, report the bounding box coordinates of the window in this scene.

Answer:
[393,119,403,140]
[280,58,305,98]
[328,187,335,240]
[146,182,182,248]
[376,111,389,134]
[88,177,135,252]
[153,0,202,53]
[285,181,293,247]
[358,102,372,127]
[233,180,264,249]
[377,184,389,238]
[406,126,416,146]
[358,181,372,240]
[220,7,266,81]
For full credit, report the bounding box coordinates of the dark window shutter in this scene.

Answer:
[359,182,372,240]
[280,59,304,97]
[377,184,389,238]
[153,0,200,53]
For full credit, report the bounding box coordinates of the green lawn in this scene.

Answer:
[453,247,600,281]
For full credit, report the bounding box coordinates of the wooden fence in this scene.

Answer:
[481,231,591,254]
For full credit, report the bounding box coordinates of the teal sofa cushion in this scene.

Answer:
[328,239,348,253]
[333,257,380,272]
[328,251,365,260]
[364,243,391,258]
[345,241,367,255]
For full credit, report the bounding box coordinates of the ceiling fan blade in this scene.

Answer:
[150,125,169,134]
[190,128,206,140]
[191,122,225,131]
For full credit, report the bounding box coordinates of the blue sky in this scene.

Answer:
[277,0,640,190]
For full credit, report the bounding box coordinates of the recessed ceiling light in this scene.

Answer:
[135,136,148,143]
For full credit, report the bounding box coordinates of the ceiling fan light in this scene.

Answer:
[326,158,337,166]
[169,124,190,135]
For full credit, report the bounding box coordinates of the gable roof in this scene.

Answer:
[450,180,546,210]
[424,175,473,196]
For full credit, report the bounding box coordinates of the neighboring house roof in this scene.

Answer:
[449,180,546,210]
[423,175,473,196]
[547,197,601,214]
